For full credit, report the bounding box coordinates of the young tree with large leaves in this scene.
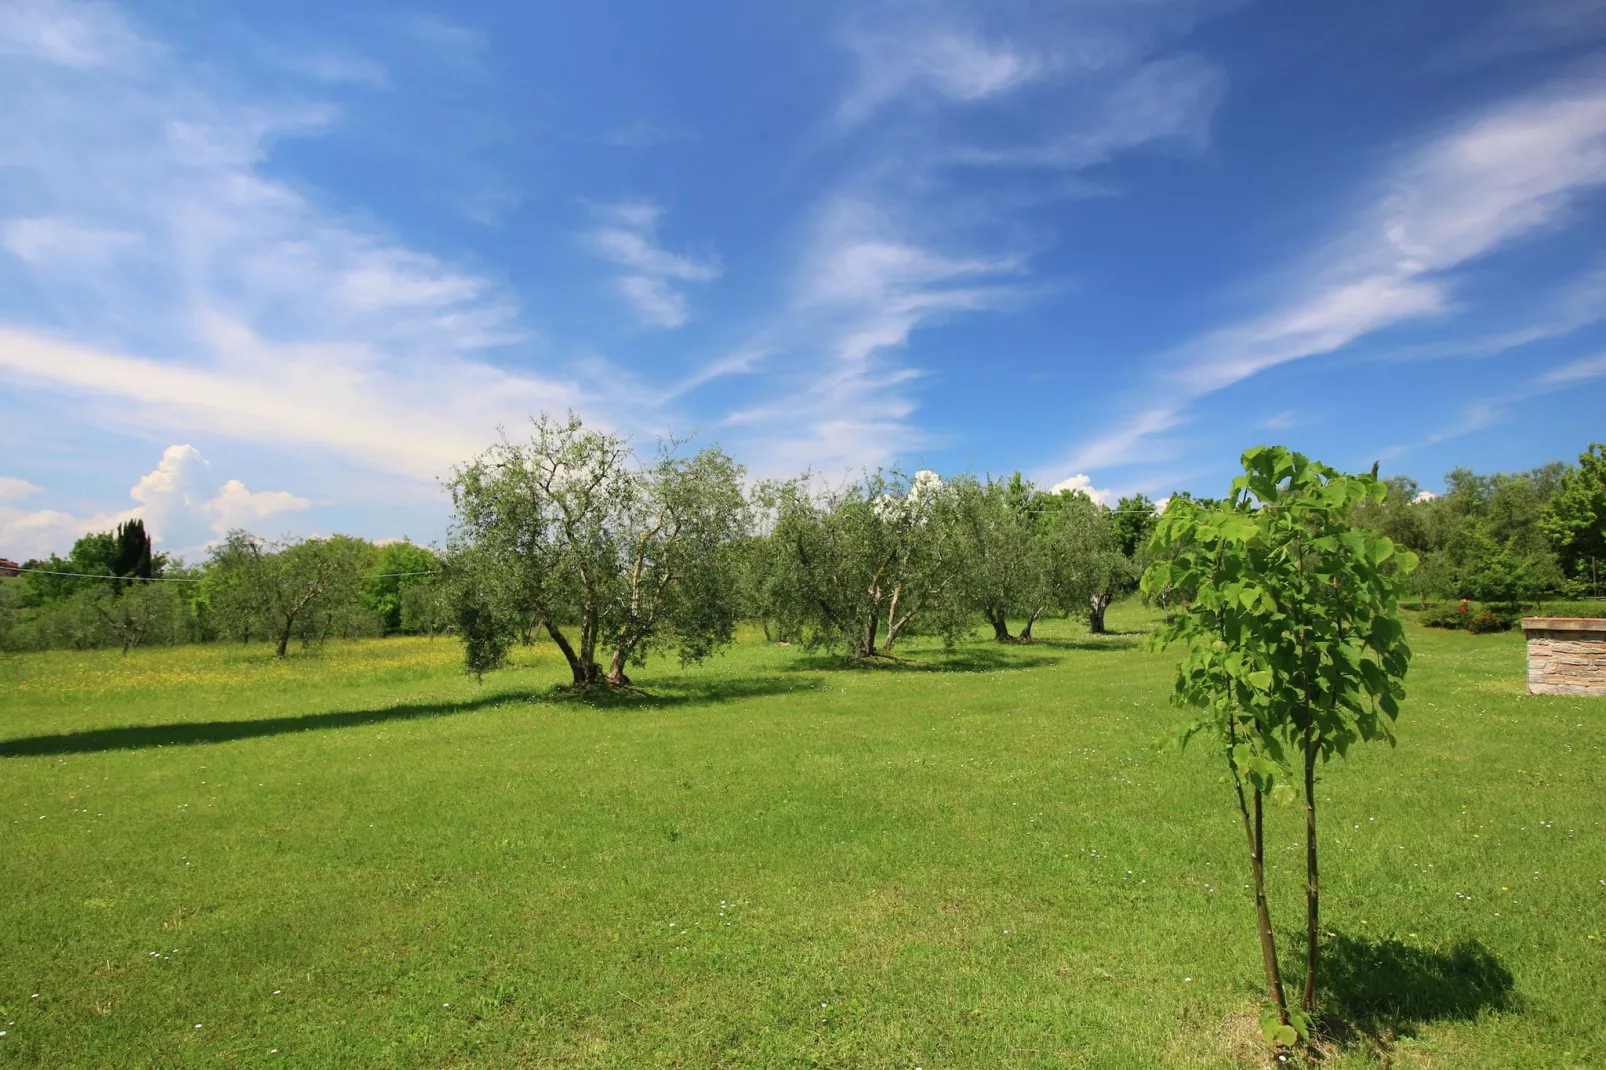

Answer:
[1143,446,1415,1046]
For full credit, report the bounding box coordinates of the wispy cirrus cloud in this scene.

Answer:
[584,202,722,329]
[732,1,1234,476]
[1378,348,1606,461]
[838,24,1042,126]
[721,193,1028,476]
[1060,62,1606,474]
[1431,0,1606,70]
[0,0,608,487]
[1540,350,1606,385]
[947,54,1224,168]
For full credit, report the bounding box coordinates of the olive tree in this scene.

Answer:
[601,441,748,684]
[1038,491,1131,634]
[205,531,371,656]
[89,580,182,654]
[757,469,965,658]
[446,414,747,690]
[1143,446,1415,1046]
[950,473,1039,642]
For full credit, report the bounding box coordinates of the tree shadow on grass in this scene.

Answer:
[1017,635,1143,653]
[0,675,822,757]
[785,646,1064,674]
[1315,930,1517,1055]
[550,674,824,710]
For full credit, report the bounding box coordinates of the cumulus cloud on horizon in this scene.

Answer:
[0,444,308,561]
[1048,472,1117,506]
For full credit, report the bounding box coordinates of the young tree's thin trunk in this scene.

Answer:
[1018,606,1044,641]
[1302,723,1320,1014]
[1088,592,1112,634]
[1233,769,1290,1026]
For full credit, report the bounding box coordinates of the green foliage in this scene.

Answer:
[755,469,967,658]
[1419,602,1517,633]
[205,531,373,657]
[110,519,156,586]
[363,540,441,634]
[1144,445,1417,1037]
[1111,493,1158,558]
[447,414,748,689]
[1541,443,1606,593]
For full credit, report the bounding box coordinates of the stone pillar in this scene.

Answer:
[1521,617,1606,696]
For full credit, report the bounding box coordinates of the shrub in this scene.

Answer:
[1421,604,1471,630]
[1465,607,1516,634]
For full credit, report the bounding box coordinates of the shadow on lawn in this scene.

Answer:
[786,646,1064,674]
[0,674,822,757]
[1019,635,1143,652]
[1317,930,1517,1051]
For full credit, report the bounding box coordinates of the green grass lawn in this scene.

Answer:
[0,604,1601,1068]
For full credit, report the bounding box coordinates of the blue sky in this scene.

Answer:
[2,0,1605,560]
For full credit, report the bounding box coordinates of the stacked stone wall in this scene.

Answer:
[1522,618,1606,696]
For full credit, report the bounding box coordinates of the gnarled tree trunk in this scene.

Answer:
[1088,591,1112,634]
[988,607,1013,643]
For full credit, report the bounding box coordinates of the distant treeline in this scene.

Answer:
[1,426,1601,661]
[0,522,444,655]
[1356,448,1606,610]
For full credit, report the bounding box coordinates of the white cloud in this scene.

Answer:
[0,475,41,502]
[948,55,1224,168]
[276,50,390,89]
[399,14,486,62]
[720,195,1026,475]
[840,26,1041,125]
[130,444,310,547]
[1541,351,1606,385]
[1049,472,1117,506]
[0,0,152,70]
[615,276,689,330]
[0,444,308,560]
[1258,410,1299,431]
[584,202,721,329]
[1411,489,1438,503]
[1061,66,1606,474]
[2,216,142,264]
[0,506,125,562]
[0,0,615,482]
[0,327,580,480]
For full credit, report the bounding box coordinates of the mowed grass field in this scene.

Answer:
[0,604,1601,1069]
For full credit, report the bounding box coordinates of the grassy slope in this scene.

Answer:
[0,605,1601,1069]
